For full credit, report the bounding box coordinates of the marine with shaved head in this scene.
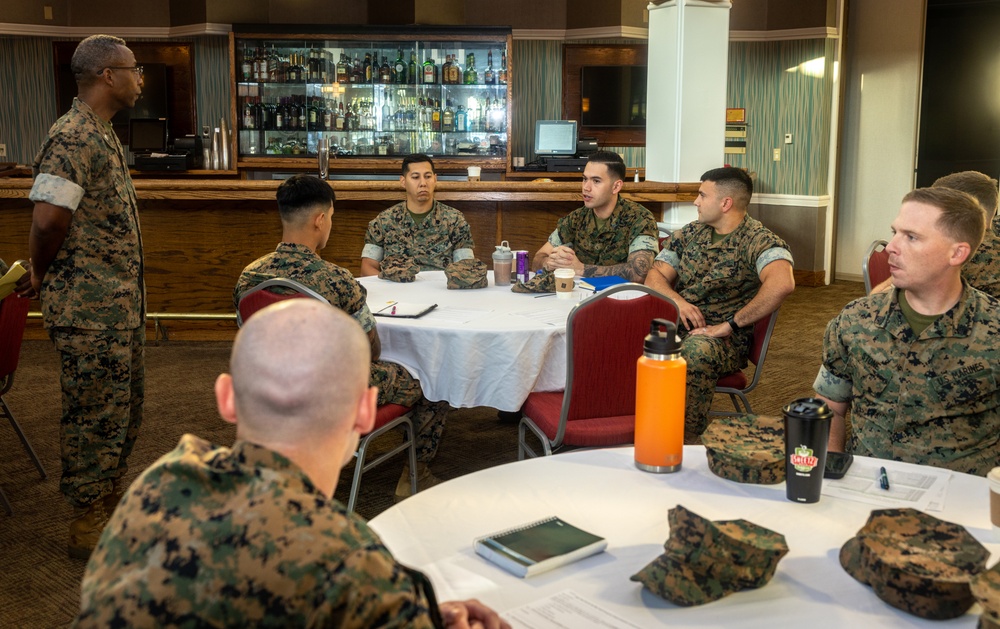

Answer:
[74,300,508,629]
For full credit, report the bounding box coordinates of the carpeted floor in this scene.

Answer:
[0,280,865,627]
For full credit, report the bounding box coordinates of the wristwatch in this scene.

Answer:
[727,318,740,332]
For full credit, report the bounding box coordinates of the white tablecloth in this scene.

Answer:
[370,446,996,627]
[359,271,583,411]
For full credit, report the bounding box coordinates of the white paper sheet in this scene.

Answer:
[821,458,951,511]
[505,590,642,629]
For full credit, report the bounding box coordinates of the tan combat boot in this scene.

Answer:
[67,495,113,560]
[394,462,442,502]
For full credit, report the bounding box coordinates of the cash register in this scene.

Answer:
[534,119,589,172]
[130,118,196,171]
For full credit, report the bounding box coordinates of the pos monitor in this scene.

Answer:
[129,118,168,154]
[534,120,578,158]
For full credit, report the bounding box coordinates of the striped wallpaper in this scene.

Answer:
[725,38,834,196]
[3,33,829,188]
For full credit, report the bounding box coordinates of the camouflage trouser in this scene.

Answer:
[681,334,745,442]
[370,360,447,463]
[50,325,145,509]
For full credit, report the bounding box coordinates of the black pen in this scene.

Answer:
[534,293,556,298]
[879,466,890,490]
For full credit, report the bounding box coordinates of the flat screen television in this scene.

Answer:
[580,65,647,127]
[129,118,168,154]
[534,120,578,157]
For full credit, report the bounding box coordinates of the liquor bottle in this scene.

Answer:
[499,50,508,85]
[393,48,407,84]
[455,104,467,132]
[422,56,437,84]
[441,55,452,85]
[241,46,253,81]
[342,101,351,131]
[379,55,391,83]
[362,52,372,83]
[447,53,461,85]
[268,46,279,82]
[409,51,418,85]
[431,98,442,131]
[242,97,255,129]
[298,96,307,129]
[350,54,361,83]
[485,50,496,85]
[336,53,347,84]
[464,52,477,84]
[323,99,333,131]
[442,99,455,132]
[285,53,297,83]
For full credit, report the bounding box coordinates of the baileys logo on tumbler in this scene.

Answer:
[790,445,819,472]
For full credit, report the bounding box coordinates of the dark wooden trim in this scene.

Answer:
[794,269,826,288]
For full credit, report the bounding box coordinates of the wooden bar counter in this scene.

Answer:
[0,178,698,339]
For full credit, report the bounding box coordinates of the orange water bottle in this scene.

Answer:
[635,318,686,473]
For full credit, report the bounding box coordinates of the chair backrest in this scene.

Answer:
[561,284,678,423]
[0,294,31,390]
[748,308,779,368]
[863,239,890,294]
[236,277,332,327]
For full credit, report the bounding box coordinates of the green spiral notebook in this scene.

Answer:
[474,516,607,578]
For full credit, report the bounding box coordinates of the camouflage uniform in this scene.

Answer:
[362,200,474,271]
[656,215,792,439]
[235,243,444,462]
[814,285,1000,476]
[546,197,658,267]
[75,435,438,628]
[992,213,1000,237]
[963,230,1000,299]
[29,97,145,508]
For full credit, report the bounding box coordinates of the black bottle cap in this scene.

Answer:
[782,397,832,420]
[644,318,680,355]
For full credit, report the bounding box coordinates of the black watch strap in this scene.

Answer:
[727,318,740,332]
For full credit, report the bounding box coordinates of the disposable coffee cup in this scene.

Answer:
[990,467,1000,541]
[554,268,575,298]
[783,397,832,503]
[467,166,481,182]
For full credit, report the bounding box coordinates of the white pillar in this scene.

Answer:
[645,0,731,229]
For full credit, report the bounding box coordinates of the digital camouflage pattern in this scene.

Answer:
[839,508,988,620]
[963,230,1000,299]
[511,269,555,294]
[993,213,1000,238]
[814,286,1000,476]
[701,414,785,484]
[631,505,787,606]
[445,258,487,289]
[547,197,658,268]
[378,255,420,283]
[30,98,144,330]
[235,243,445,462]
[656,215,792,439]
[29,98,145,511]
[74,435,438,628]
[971,562,1000,628]
[362,200,475,271]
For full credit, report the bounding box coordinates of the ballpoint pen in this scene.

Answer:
[879,466,890,490]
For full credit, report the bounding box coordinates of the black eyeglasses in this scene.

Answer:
[105,65,144,77]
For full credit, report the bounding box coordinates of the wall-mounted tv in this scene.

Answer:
[580,65,647,128]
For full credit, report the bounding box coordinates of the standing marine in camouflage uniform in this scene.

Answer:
[873,171,1000,299]
[360,154,475,275]
[74,300,508,629]
[235,174,447,500]
[27,35,145,559]
[533,151,658,282]
[646,167,795,442]
[815,186,1000,476]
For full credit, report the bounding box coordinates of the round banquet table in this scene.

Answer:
[358,270,584,411]
[369,446,997,628]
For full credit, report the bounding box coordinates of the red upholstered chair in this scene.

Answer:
[863,239,890,295]
[518,284,678,459]
[236,276,416,512]
[711,308,780,416]
[0,294,47,515]
[236,277,332,327]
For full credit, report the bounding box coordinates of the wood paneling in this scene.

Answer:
[562,44,647,148]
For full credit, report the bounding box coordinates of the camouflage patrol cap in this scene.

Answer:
[701,414,785,484]
[971,562,1000,629]
[631,505,788,606]
[511,270,555,294]
[445,259,488,289]
[378,255,420,283]
[839,508,989,620]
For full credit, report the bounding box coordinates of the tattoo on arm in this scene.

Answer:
[586,251,654,282]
